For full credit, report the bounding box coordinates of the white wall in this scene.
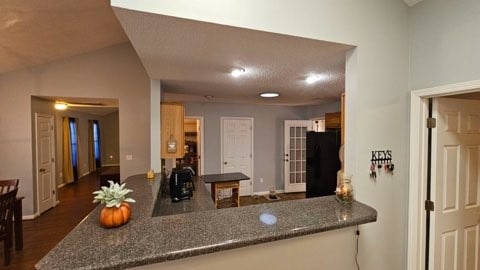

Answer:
[112,1,410,270]
[0,43,150,215]
[409,0,480,90]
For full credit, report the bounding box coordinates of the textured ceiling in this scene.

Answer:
[113,8,353,106]
[0,0,128,73]
[2,1,356,106]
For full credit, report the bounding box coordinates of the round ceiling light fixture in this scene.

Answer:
[306,74,325,84]
[260,92,280,98]
[231,68,246,77]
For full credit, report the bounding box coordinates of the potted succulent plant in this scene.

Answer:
[93,181,136,228]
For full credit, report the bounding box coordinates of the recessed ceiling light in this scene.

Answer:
[54,102,68,110]
[260,92,280,98]
[231,68,246,77]
[306,74,325,84]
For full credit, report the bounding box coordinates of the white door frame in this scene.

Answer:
[407,79,480,270]
[220,117,254,195]
[185,116,205,175]
[35,113,57,216]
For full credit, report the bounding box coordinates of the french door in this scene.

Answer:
[284,120,312,193]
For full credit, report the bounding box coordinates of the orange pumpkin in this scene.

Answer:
[100,202,131,228]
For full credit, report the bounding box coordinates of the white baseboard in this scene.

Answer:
[25,201,59,221]
[253,189,285,196]
[22,213,39,220]
[57,183,66,189]
[102,164,120,167]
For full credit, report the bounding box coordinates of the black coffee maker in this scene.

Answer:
[169,168,194,202]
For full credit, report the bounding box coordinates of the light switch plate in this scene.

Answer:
[126,155,133,161]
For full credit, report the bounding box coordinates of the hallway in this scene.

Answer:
[0,171,101,270]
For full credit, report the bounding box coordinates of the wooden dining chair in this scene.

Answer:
[0,179,19,194]
[0,188,18,265]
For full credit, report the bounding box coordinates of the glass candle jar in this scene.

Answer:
[336,178,354,203]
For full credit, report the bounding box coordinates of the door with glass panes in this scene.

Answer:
[284,120,312,192]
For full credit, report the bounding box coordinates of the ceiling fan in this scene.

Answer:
[54,101,117,110]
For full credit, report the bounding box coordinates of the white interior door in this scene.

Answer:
[284,120,312,193]
[35,113,56,214]
[431,98,480,270]
[221,117,253,196]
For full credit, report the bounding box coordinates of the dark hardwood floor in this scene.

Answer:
[0,171,100,270]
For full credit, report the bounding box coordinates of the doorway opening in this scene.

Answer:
[31,96,119,216]
[407,80,480,270]
[181,116,204,176]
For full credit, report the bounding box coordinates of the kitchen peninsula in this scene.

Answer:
[36,173,377,270]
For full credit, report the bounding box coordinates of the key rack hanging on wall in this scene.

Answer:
[369,150,394,179]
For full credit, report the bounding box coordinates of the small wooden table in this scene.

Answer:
[201,172,250,208]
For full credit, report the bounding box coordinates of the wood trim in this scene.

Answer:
[341,93,345,145]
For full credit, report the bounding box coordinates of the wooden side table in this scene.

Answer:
[201,172,250,209]
[211,181,240,208]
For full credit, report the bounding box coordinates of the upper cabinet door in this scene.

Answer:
[161,103,185,159]
[325,112,341,129]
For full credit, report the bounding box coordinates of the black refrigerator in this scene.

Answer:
[306,130,341,198]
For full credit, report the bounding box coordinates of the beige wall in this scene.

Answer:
[101,111,120,166]
[0,43,150,216]
[132,227,357,270]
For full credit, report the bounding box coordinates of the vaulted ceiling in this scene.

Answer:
[0,0,128,73]
[1,0,424,105]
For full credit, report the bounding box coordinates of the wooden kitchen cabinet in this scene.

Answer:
[325,112,341,129]
[161,103,185,159]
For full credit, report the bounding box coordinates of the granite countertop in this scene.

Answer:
[152,175,216,216]
[35,173,377,270]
